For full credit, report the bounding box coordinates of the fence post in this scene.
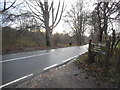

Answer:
[105,38,111,73]
[88,40,92,64]
[111,30,116,52]
[117,49,120,88]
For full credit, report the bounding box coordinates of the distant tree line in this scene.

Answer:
[89,0,120,42]
[2,26,88,54]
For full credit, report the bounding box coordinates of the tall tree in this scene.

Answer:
[92,1,120,42]
[26,0,65,46]
[1,0,24,25]
[0,0,16,13]
[64,1,87,45]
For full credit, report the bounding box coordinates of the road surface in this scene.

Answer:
[1,45,88,88]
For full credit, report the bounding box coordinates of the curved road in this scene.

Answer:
[1,45,88,88]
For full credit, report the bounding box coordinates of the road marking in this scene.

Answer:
[37,50,46,52]
[44,64,58,71]
[0,74,33,88]
[62,55,79,63]
[51,49,55,52]
[1,53,49,63]
[62,48,88,63]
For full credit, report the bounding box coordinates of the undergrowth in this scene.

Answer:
[74,50,120,87]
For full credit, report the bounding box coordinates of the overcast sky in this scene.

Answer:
[1,0,97,36]
[1,0,119,36]
[52,0,96,36]
[19,0,97,36]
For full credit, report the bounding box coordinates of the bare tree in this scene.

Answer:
[0,0,17,13]
[88,10,101,42]
[64,1,87,45]
[1,0,24,25]
[92,1,120,42]
[25,0,65,47]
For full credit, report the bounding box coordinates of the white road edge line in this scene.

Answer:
[1,53,49,63]
[44,64,58,71]
[0,74,33,88]
[62,55,79,63]
[62,49,88,63]
[37,50,47,53]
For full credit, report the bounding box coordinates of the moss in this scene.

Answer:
[74,48,120,86]
[74,52,88,65]
[15,37,37,47]
[116,42,120,49]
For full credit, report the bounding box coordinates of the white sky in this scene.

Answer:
[52,0,97,36]
[1,0,119,36]
[1,0,97,36]
[17,0,96,36]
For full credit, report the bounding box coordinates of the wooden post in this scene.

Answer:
[88,40,92,64]
[111,30,116,52]
[118,51,120,88]
[105,37,111,73]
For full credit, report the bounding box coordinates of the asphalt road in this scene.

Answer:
[1,45,88,87]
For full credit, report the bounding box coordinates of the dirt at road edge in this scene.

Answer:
[11,61,116,88]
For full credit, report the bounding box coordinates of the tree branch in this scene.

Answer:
[2,0,16,13]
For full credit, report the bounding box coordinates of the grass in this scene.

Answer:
[15,37,38,47]
[74,52,88,65]
[74,49,120,87]
[116,42,120,49]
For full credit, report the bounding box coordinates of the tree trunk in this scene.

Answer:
[78,14,83,45]
[79,34,82,45]
[45,27,51,47]
[97,3,103,42]
[76,33,80,46]
[99,30,103,42]
[103,2,108,41]
[105,39,110,73]
[44,1,51,47]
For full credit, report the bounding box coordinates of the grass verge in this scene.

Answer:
[74,52,119,87]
